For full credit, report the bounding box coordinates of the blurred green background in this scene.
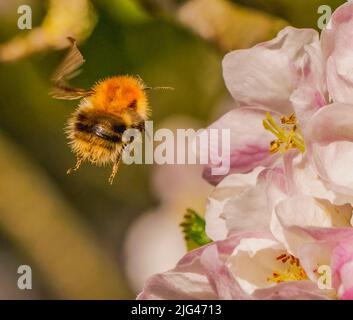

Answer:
[0,0,346,299]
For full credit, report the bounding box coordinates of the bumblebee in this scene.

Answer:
[51,38,151,184]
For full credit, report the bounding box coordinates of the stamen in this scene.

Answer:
[267,254,308,284]
[263,112,305,154]
[281,113,297,125]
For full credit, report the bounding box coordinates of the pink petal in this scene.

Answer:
[223,27,319,113]
[199,244,248,299]
[322,1,353,104]
[283,151,353,205]
[341,287,353,300]
[331,236,353,294]
[296,228,353,300]
[290,34,327,128]
[290,88,327,130]
[201,107,279,185]
[253,281,333,300]
[138,232,273,300]
[136,272,216,300]
[306,103,353,196]
[285,226,353,274]
[292,227,353,243]
[137,236,250,300]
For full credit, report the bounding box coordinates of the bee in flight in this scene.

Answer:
[51,38,171,184]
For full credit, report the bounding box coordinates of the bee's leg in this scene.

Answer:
[108,144,129,185]
[67,157,83,175]
[108,154,122,185]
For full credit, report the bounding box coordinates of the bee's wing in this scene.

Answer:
[50,37,93,100]
[50,86,93,100]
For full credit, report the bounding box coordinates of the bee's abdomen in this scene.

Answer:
[67,108,124,165]
[72,108,126,141]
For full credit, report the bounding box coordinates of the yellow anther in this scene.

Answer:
[267,254,308,284]
[281,113,297,125]
[263,112,305,154]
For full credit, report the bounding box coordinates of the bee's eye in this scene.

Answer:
[114,124,126,134]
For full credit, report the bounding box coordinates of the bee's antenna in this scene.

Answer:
[144,86,174,91]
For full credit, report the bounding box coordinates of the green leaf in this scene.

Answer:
[180,208,212,251]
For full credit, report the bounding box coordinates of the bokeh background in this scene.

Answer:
[0,0,346,299]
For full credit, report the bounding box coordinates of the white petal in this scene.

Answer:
[227,237,284,294]
[223,172,270,235]
[205,168,263,241]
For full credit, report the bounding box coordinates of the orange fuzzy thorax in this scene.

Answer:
[90,76,149,123]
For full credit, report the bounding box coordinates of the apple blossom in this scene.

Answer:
[138,1,353,301]
[204,1,353,196]
[138,229,345,300]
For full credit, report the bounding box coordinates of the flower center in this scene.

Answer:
[263,112,305,154]
[267,254,308,283]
